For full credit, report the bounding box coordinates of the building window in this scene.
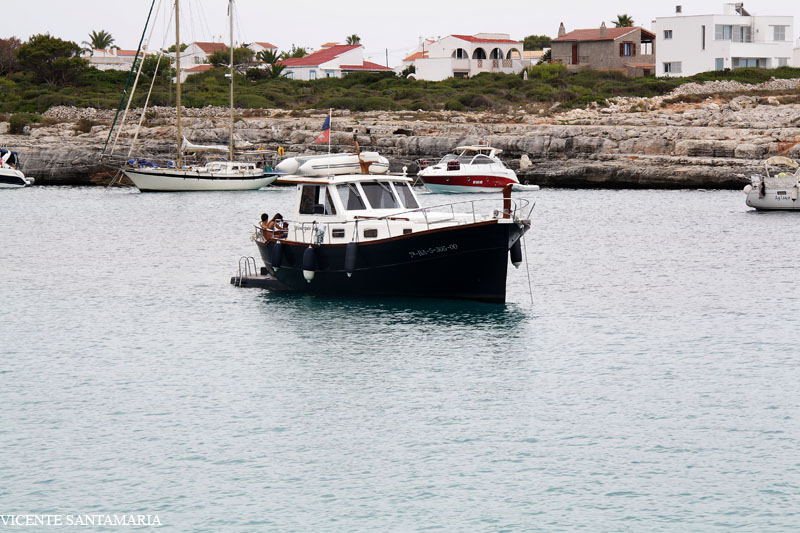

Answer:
[664,30,673,39]
[732,57,766,68]
[732,26,752,43]
[701,25,705,50]
[620,42,634,56]
[286,71,294,80]
[310,70,317,80]
[452,48,467,59]
[715,58,724,71]
[715,25,732,40]
[773,26,787,41]
[663,62,682,74]
[472,48,486,60]
[778,57,789,67]
[640,42,653,55]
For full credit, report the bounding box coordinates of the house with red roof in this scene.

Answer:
[552,22,656,77]
[248,42,278,57]
[400,34,525,81]
[279,44,392,80]
[181,41,228,67]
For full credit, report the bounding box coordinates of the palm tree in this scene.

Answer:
[613,14,634,27]
[257,49,279,64]
[346,34,361,45]
[82,30,118,55]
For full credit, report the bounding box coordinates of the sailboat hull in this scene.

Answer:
[123,168,277,191]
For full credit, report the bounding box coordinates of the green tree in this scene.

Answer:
[256,49,279,64]
[255,49,285,79]
[346,34,361,45]
[166,43,189,53]
[208,47,254,72]
[522,34,552,51]
[537,49,552,64]
[141,54,173,79]
[280,45,307,59]
[613,14,634,27]
[82,30,117,54]
[16,34,88,85]
[0,37,21,74]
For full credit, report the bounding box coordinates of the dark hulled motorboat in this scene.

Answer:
[253,174,538,303]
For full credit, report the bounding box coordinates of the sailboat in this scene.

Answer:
[122,0,278,191]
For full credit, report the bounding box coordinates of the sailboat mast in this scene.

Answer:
[229,0,235,161]
[175,0,182,167]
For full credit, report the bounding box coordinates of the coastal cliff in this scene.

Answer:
[3,78,799,188]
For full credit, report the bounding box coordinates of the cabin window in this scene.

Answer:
[471,155,494,165]
[395,183,419,209]
[299,185,321,214]
[331,228,345,238]
[336,183,366,211]
[361,182,400,209]
[363,229,378,238]
[323,187,337,215]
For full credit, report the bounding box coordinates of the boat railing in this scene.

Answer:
[254,196,532,245]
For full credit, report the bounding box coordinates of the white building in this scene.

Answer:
[84,49,154,71]
[180,42,228,66]
[653,3,794,77]
[400,34,525,81]
[248,42,278,57]
[279,44,392,80]
[795,38,800,66]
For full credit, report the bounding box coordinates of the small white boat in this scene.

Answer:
[276,152,389,176]
[743,156,800,211]
[0,149,34,188]
[417,144,520,193]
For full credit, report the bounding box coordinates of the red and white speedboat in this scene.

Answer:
[417,145,519,193]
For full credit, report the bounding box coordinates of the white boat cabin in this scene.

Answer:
[269,175,508,245]
[437,145,507,166]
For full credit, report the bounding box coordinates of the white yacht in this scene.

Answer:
[0,149,34,188]
[417,144,520,193]
[743,156,800,210]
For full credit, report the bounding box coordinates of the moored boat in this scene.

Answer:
[417,144,519,193]
[743,156,800,211]
[252,173,538,303]
[0,149,34,188]
[275,152,389,176]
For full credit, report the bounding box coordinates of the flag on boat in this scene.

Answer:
[313,115,330,144]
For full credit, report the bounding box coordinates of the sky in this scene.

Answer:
[5,0,800,66]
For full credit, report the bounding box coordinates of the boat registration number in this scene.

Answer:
[409,244,458,258]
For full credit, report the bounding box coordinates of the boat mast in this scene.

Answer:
[175,0,182,167]
[229,0,235,161]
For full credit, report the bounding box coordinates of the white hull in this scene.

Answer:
[277,153,389,176]
[124,168,277,191]
[745,190,800,210]
[0,168,33,188]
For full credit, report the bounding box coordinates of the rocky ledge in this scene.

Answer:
[2,77,799,188]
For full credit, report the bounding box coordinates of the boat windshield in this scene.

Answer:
[361,182,400,209]
[336,183,367,211]
[394,182,419,209]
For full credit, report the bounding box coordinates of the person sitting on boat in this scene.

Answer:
[267,213,288,239]
[260,213,271,240]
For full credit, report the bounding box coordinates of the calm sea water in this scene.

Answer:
[1,186,798,531]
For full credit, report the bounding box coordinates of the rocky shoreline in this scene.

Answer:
[2,77,799,188]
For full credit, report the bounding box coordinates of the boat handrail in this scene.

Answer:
[253,196,533,245]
